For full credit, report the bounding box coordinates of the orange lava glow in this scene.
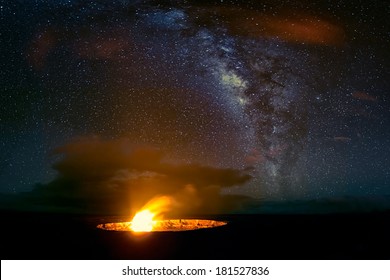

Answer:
[97,195,227,232]
[97,219,227,232]
[130,209,156,232]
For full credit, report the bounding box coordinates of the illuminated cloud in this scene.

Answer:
[352,91,378,102]
[29,137,252,215]
[195,7,346,46]
[262,15,346,46]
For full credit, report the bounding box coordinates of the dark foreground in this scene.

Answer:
[1,210,389,260]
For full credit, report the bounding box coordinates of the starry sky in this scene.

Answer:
[1,0,389,212]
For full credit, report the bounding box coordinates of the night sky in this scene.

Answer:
[1,0,389,214]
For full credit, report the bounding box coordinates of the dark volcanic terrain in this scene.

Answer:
[1,210,389,260]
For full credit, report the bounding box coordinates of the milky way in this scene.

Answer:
[1,0,389,201]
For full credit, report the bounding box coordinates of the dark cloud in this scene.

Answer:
[25,137,252,215]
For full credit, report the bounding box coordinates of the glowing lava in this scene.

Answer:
[96,195,228,232]
[97,218,227,232]
[130,209,156,232]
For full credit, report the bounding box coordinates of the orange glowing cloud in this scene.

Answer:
[352,91,378,102]
[262,15,345,46]
[27,26,135,71]
[196,7,346,46]
[29,137,252,215]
